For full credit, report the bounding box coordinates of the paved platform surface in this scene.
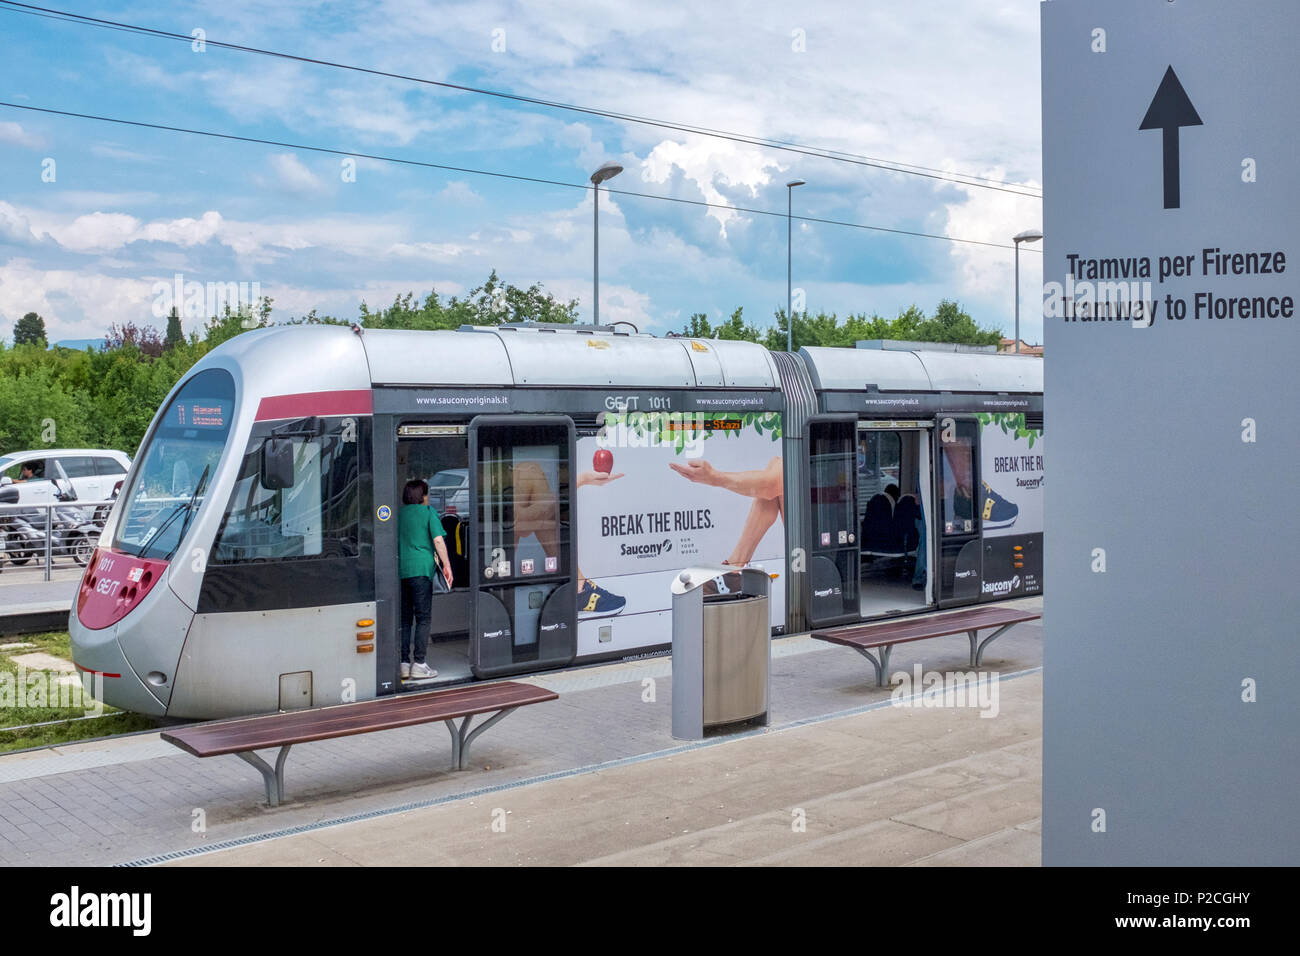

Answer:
[0,574,78,636]
[178,673,1042,867]
[0,570,81,605]
[0,597,1042,867]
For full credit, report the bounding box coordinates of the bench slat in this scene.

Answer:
[812,605,1040,650]
[161,681,557,758]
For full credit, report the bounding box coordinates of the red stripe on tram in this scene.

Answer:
[255,389,373,421]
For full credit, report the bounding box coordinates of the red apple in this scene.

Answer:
[593,449,614,474]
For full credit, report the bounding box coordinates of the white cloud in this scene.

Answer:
[433,181,482,204]
[0,257,475,342]
[44,213,139,254]
[90,143,157,163]
[37,210,225,254]
[270,154,326,194]
[641,139,782,238]
[0,202,39,244]
[386,241,470,261]
[0,121,43,149]
[941,171,1043,338]
[0,259,157,341]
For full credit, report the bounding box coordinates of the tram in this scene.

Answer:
[70,323,1043,718]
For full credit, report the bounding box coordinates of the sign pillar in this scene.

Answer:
[1042,0,1299,865]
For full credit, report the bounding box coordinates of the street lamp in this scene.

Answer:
[590,162,624,325]
[786,179,805,352]
[1012,229,1043,353]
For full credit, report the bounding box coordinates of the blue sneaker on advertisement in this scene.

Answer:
[578,580,627,618]
[980,480,1019,529]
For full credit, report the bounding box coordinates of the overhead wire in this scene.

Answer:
[0,0,1042,198]
[0,100,1043,253]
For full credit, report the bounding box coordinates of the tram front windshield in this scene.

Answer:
[112,368,236,560]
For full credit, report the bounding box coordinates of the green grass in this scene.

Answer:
[0,630,160,752]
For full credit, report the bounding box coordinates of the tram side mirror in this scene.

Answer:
[260,438,296,491]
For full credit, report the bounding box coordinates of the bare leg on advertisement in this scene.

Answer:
[725,495,781,565]
[668,457,785,567]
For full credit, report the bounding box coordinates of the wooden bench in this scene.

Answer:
[812,605,1041,687]
[161,681,558,807]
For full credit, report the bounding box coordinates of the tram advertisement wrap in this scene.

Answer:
[978,413,1044,597]
[575,412,786,656]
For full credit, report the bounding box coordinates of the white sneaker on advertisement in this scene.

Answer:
[400,662,411,679]
[409,662,437,679]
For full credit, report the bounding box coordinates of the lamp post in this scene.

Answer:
[785,179,805,352]
[1012,229,1043,353]
[590,162,624,325]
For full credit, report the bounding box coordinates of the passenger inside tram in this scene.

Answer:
[397,478,454,681]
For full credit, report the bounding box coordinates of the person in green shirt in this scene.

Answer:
[398,479,454,680]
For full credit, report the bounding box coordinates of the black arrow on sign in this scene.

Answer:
[1139,66,1203,209]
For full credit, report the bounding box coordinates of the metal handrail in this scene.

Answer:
[0,499,115,581]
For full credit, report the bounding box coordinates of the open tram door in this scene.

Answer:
[933,415,983,607]
[467,416,577,678]
[802,415,860,627]
[855,419,933,615]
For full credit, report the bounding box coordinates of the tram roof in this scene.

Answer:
[203,325,1040,396]
[361,325,782,389]
[800,345,1042,393]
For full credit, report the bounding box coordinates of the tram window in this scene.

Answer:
[477,426,571,580]
[938,422,977,535]
[211,418,364,563]
[811,426,856,540]
[856,431,900,509]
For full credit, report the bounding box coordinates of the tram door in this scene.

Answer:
[803,415,860,627]
[467,416,577,678]
[934,416,983,606]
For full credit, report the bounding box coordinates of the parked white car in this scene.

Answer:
[426,468,469,516]
[0,448,131,504]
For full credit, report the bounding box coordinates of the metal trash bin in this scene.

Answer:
[670,565,771,740]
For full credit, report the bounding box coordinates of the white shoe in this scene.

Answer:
[409,662,437,679]
[400,662,411,679]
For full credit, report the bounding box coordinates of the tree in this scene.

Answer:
[13,312,46,347]
[204,296,274,347]
[682,308,762,342]
[912,299,1000,346]
[758,302,1001,350]
[358,271,579,331]
[164,307,184,349]
[104,322,167,358]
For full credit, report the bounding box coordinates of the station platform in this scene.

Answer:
[0,574,77,636]
[0,597,1042,867]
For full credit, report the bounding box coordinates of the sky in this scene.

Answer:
[0,0,1045,345]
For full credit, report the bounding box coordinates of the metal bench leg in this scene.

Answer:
[968,624,1016,667]
[454,707,519,770]
[235,746,292,807]
[853,644,893,687]
[443,719,462,769]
